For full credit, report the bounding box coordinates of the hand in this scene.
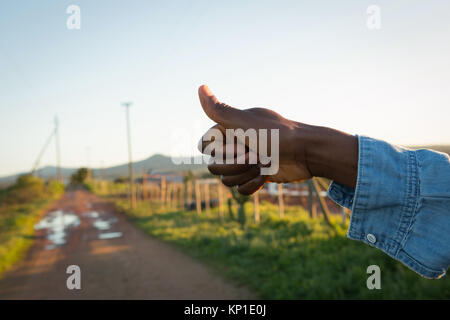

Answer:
[198,85,314,195]
[197,85,358,195]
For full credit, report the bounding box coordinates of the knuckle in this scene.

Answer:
[207,164,220,175]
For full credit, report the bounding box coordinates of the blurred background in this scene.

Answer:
[0,0,449,299]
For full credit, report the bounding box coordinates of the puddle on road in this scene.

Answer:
[83,211,99,218]
[84,211,123,240]
[98,232,123,240]
[34,209,122,249]
[34,210,81,250]
[93,217,118,231]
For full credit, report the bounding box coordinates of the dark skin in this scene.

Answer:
[198,85,359,195]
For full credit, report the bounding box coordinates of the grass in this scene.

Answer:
[0,179,64,278]
[110,198,450,299]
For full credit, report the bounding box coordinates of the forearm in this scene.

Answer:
[299,124,359,188]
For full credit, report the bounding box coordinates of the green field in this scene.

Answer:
[0,176,64,278]
[104,193,450,299]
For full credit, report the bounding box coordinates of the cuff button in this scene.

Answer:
[366,233,377,244]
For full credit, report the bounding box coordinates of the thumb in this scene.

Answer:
[198,85,245,128]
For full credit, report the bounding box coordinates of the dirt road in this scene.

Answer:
[0,189,253,299]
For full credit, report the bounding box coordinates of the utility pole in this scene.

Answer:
[54,116,62,183]
[122,102,136,209]
[85,146,94,180]
[100,160,105,180]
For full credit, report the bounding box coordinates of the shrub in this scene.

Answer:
[0,175,45,205]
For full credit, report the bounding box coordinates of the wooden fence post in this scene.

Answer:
[173,184,178,209]
[218,183,224,220]
[160,176,166,205]
[195,180,201,214]
[187,181,193,204]
[254,191,260,224]
[177,184,181,209]
[204,182,210,215]
[341,207,346,225]
[153,184,158,201]
[307,181,316,218]
[142,174,147,201]
[166,183,172,208]
[278,184,284,218]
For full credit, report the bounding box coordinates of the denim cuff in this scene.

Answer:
[328,135,446,279]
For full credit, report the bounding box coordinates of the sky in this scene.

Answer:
[1,0,449,177]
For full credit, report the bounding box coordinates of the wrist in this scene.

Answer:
[298,124,358,188]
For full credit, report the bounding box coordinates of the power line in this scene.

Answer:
[31,128,55,175]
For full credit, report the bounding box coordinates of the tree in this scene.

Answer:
[70,168,90,185]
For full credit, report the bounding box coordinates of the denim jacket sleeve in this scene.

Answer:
[327,135,450,279]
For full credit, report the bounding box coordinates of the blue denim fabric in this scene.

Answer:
[328,135,450,279]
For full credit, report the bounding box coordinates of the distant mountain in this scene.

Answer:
[91,154,207,179]
[0,154,207,186]
[1,145,448,187]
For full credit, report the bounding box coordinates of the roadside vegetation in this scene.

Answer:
[89,181,450,299]
[0,175,64,278]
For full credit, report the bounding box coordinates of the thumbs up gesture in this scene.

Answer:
[197,85,358,195]
[197,85,314,195]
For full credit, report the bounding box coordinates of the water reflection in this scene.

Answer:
[85,211,123,240]
[34,210,81,250]
[34,208,123,250]
[98,232,123,240]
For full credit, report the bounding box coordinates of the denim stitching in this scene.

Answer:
[348,135,365,239]
[400,152,420,249]
[393,151,418,257]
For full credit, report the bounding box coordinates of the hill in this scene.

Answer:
[0,154,207,186]
[1,144,448,187]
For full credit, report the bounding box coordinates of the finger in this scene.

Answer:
[210,143,250,162]
[198,85,246,127]
[221,166,260,187]
[237,175,267,195]
[208,161,252,176]
[208,149,255,166]
[198,124,225,153]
